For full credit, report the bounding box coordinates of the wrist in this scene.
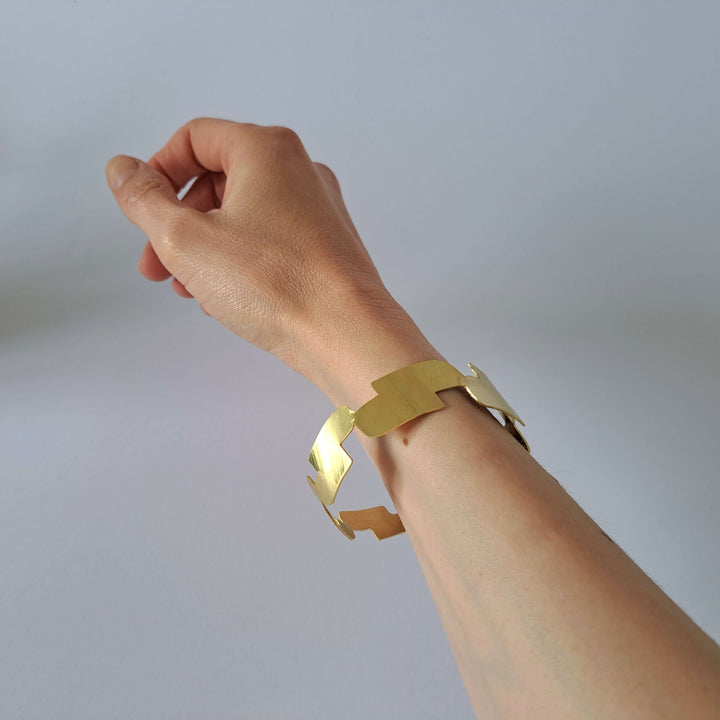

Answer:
[292,296,444,408]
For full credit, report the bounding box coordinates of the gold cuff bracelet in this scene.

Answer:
[306,360,529,540]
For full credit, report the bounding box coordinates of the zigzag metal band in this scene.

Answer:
[306,360,529,540]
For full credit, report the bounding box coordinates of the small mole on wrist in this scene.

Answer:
[402,437,409,446]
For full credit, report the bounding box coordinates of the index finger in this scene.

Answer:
[148,117,259,192]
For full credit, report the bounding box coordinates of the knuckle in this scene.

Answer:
[124,173,166,209]
[269,124,301,143]
[184,116,212,133]
[314,162,340,190]
[155,210,196,255]
[265,125,304,152]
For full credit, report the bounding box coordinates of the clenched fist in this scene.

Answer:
[106,118,440,405]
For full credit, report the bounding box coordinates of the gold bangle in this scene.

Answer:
[306,360,529,540]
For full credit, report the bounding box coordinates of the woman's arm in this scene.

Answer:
[106,118,720,719]
[309,318,720,718]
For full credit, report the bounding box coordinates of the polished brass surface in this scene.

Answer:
[306,360,529,540]
[307,405,355,506]
[465,363,529,452]
[338,507,405,540]
[321,502,357,540]
[353,360,455,437]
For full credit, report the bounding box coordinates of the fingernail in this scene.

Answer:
[107,155,139,190]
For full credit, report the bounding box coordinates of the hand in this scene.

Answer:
[106,118,421,390]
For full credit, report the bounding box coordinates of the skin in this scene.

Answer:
[106,118,720,719]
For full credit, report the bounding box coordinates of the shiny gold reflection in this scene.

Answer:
[307,360,529,540]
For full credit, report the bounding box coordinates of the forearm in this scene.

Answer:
[302,310,720,719]
[372,390,720,718]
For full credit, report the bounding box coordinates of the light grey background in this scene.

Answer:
[1,1,718,718]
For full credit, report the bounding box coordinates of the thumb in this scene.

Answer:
[106,155,184,237]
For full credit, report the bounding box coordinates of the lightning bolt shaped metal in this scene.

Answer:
[307,360,529,540]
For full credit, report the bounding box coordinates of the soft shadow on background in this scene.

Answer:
[2,2,718,718]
